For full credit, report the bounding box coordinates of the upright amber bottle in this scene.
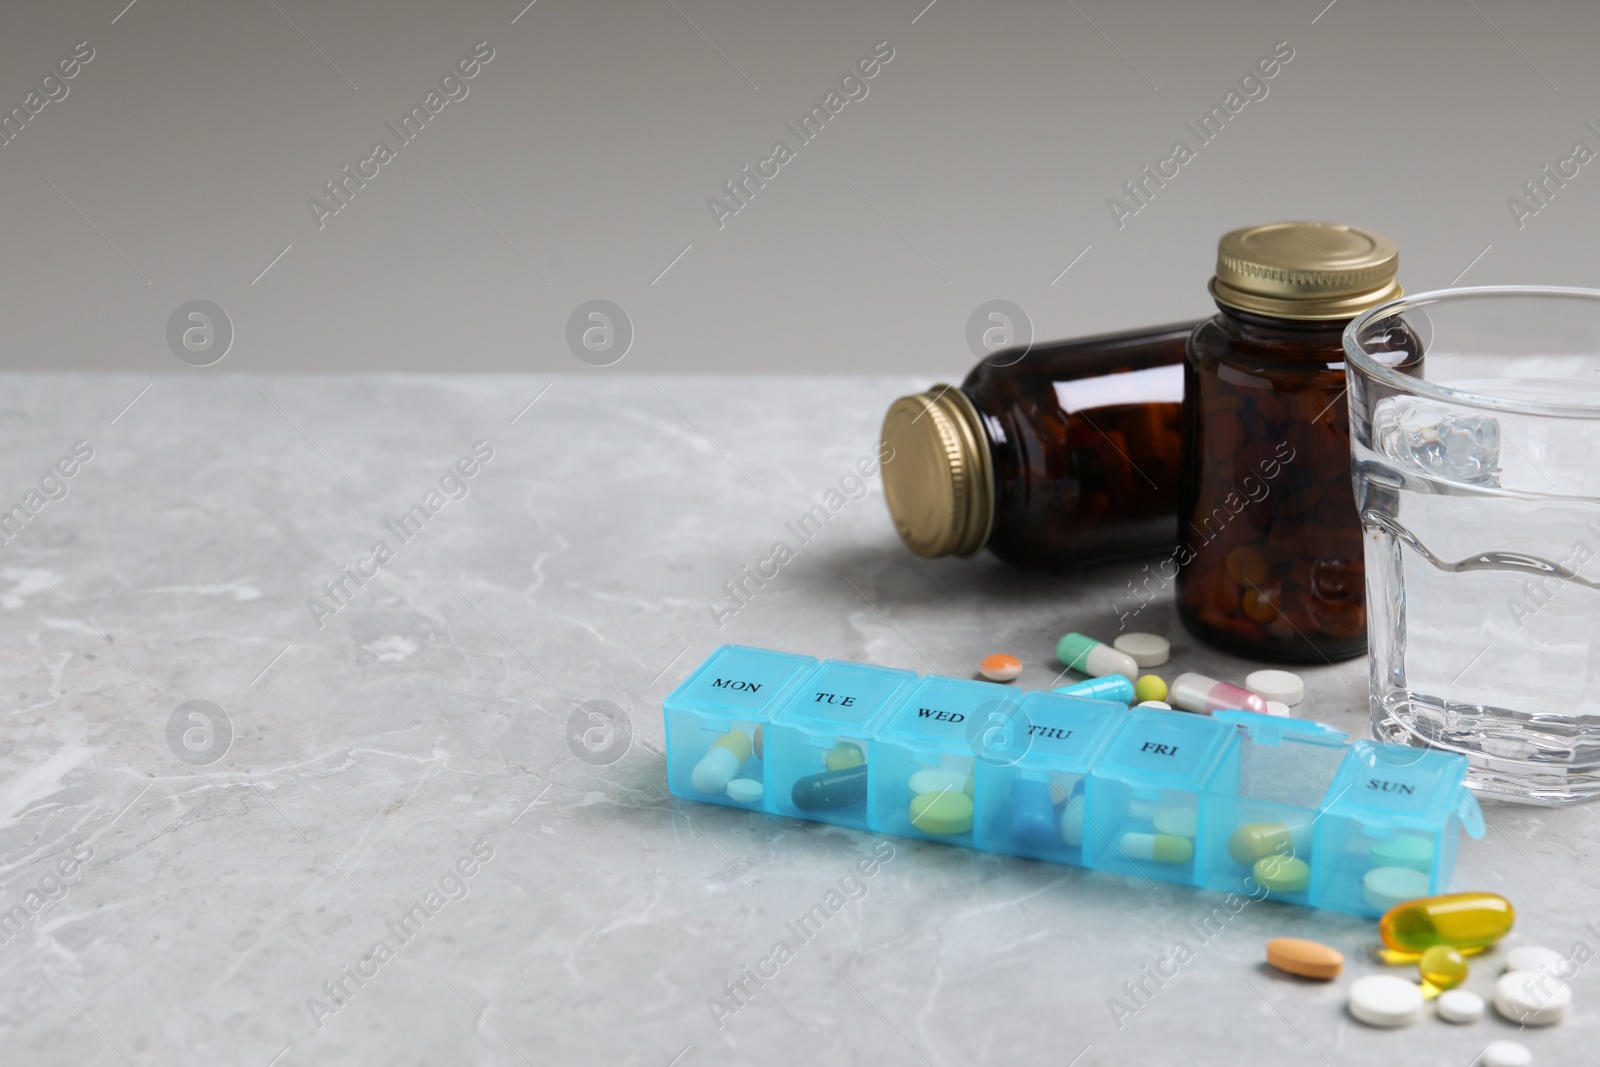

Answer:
[1177,222,1402,662]
[880,322,1195,570]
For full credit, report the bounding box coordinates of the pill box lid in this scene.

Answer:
[877,675,1023,752]
[1320,741,1486,837]
[1093,707,1236,788]
[978,690,1124,770]
[664,645,818,724]
[769,660,919,734]
[1213,710,1348,748]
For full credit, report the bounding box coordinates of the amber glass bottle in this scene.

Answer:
[1177,222,1401,662]
[880,322,1195,570]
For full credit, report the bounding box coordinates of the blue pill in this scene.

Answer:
[1010,776,1056,849]
[1052,675,1135,704]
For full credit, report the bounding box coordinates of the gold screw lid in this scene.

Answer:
[1210,221,1401,321]
[879,386,993,558]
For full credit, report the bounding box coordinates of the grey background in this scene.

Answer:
[1,0,1596,374]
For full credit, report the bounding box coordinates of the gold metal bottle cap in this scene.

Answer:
[1210,221,1401,321]
[879,386,993,558]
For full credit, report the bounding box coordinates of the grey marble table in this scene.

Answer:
[0,375,1593,1066]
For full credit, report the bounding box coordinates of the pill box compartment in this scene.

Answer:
[871,676,1021,846]
[1196,713,1349,906]
[1083,709,1234,886]
[664,645,818,812]
[764,660,918,830]
[972,691,1122,863]
[1310,741,1484,916]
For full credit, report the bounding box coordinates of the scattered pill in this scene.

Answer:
[1119,831,1193,865]
[1170,672,1269,715]
[1348,974,1424,1028]
[1371,834,1434,873]
[1059,794,1087,847]
[1264,700,1291,717]
[1419,944,1468,990]
[1134,674,1168,703]
[1245,668,1304,706]
[725,778,764,804]
[825,742,865,771]
[1481,1041,1533,1067]
[909,790,973,836]
[1364,866,1433,914]
[1265,937,1343,980]
[1053,675,1135,704]
[1135,700,1172,709]
[907,768,966,796]
[791,766,866,811]
[690,729,753,793]
[1505,945,1563,974]
[1057,632,1139,680]
[1010,777,1056,848]
[979,653,1023,682]
[1153,808,1197,838]
[1380,892,1516,954]
[1435,988,1485,1023]
[1493,970,1569,1026]
[1113,632,1170,668]
[1254,854,1310,893]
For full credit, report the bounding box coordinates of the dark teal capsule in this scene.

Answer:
[791,765,867,811]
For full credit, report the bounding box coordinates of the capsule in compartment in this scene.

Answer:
[791,765,867,811]
[1170,672,1269,715]
[690,729,752,793]
[1379,892,1515,953]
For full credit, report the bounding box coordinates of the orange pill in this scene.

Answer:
[1265,937,1344,980]
[1242,586,1280,622]
[1225,546,1269,586]
[979,653,1022,682]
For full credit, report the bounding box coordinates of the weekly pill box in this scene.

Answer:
[663,645,1486,917]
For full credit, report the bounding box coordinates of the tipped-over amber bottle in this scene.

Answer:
[879,322,1195,570]
[1177,221,1402,662]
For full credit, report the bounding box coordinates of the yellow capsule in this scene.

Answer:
[1418,944,1467,991]
[1379,892,1515,953]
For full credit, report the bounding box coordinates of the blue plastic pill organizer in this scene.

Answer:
[664,644,1486,916]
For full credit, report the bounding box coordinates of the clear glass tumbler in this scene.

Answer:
[1345,286,1600,805]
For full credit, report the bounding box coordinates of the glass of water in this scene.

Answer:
[1345,286,1600,806]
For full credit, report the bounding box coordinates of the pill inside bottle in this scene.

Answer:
[1170,672,1269,715]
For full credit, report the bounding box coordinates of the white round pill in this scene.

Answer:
[1436,988,1485,1023]
[1494,969,1570,1026]
[908,768,966,796]
[1153,808,1198,838]
[1245,669,1304,705]
[1362,866,1431,912]
[1265,700,1291,718]
[1113,632,1170,667]
[725,778,764,804]
[1135,700,1172,709]
[1348,974,1423,1028]
[1481,1040,1533,1067]
[1505,945,1563,975]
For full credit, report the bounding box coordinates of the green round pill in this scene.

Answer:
[1229,822,1293,867]
[1253,854,1310,893]
[909,790,973,836]
[1371,834,1433,873]
[825,743,865,771]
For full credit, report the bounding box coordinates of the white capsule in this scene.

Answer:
[690,747,740,794]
